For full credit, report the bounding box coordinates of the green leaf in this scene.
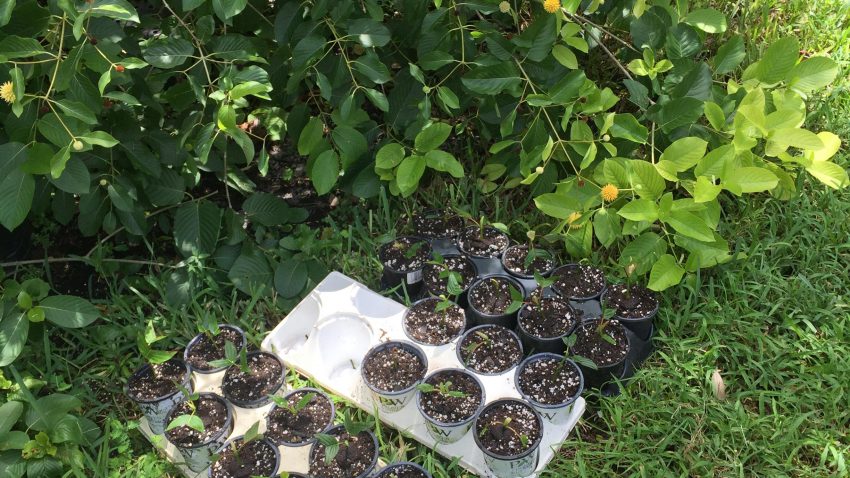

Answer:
[619,232,667,274]
[353,53,391,84]
[346,18,391,47]
[364,88,389,112]
[805,161,849,190]
[143,38,194,69]
[375,143,405,169]
[81,131,119,148]
[49,158,90,195]
[0,36,46,58]
[228,248,272,296]
[754,37,799,84]
[656,137,708,180]
[331,126,367,168]
[424,150,463,178]
[0,312,28,367]
[617,199,658,222]
[166,414,204,433]
[682,8,727,33]
[552,44,577,69]
[664,210,715,242]
[534,192,580,219]
[213,0,247,20]
[704,102,726,130]
[243,192,296,226]
[415,123,452,152]
[0,168,34,231]
[274,259,308,298]
[229,81,272,100]
[298,117,324,156]
[0,401,23,435]
[628,160,666,200]
[85,0,140,22]
[694,176,722,203]
[648,254,685,291]
[55,101,97,126]
[610,114,648,143]
[787,57,840,93]
[0,0,14,27]
[713,35,746,75]
[461,62,521,95]
[436,86,459,110]
[769,128,824,151]
[48,145,72,179]
[310,150,339,195]
[217,104,236,131]
[396,155,426,196]
[174,200,221,256]
[39,296,100,328]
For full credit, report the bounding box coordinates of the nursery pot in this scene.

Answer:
[221,351,285,409]
[379,236,432,296]
[457,226,510,259]
[466,275,526,329]
[473,398,543,478]
[601,286,660,341]
[375,462,433,477]
[500,244,556,280]
[416,369,485,444]
[550,264,607,302]
[570,321,631,389]
[362,341,428,413]
[402,297,468,348]
[308,425,379,478]
[515,300,578,354]
[164,393,234,472]
[422,254,478,308]
[183,325,247,374]
[209,435,280,478]
[456,324,524,376]
[127,359,193,435]
[515,354,584,424]
[266,387,335,447]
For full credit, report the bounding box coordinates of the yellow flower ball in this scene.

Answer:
[499,1,511,13]
[543,0,561,13]
[0,81,16,104]
[601,183,619,202]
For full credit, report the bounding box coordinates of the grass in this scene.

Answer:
[3,2,848,477]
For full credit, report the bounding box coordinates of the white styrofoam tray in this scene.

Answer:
[261,271,585,478]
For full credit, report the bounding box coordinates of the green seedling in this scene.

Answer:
[271,391,316,417]
[595,308,618,346]
[314,414,373,465]
[228,420,262,468]
[208,341,251,374]
[165,386,205,434]
[138,321,176,365]
[561,334,598,371]
[505,282,525,315]
[416,380,467,398]
[479,416,530,448]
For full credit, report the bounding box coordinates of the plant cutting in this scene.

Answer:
[127,321,192,435]
[378,236,433,295]
[457,324,523,375]
[374,462,433,478]
[361,341,428,413]
[516,283,579,354]
[412,210,464,241]
[266,388,335,447]
[601,265,660,341]
[456,220,511,258]
[209,422,280,478]
[416,369,485,444]
[219,349,285,409]
[402,297,466,347]
[515,353,583,424]
[473,399,543,478]
[466,276,526,328]
[550,264,607,301]
[500,231,556,279]
[421,253,477,301]
[184,322,247,374]
[310,416,379,478]
[569,317,631,389]
[164,392,234,472]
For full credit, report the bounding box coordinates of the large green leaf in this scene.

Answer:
[228,248,273,296]
[617,199,658,222]
[618,232,667,274]
[274,259,308,298]
[0,312,29,367]
[787,57,839,93]
[0,36,46,58]
[424,150,463,178]
[85,0,140,22]
[663,210,715,242]
[682,8,727,33]
[534,192,580,219]
[648,254,686,291]
[49,158,90,195]
[610,114,648,143]
[0,401,23,435]
[806,161,849,190]
[461,62,521,95]
[213,0,247,20]
[0,168,34,231]
[174,200,221,256]
[143,38,194,69]
[628,160,666,200]
[656,137,708,180]
[753,37,799,85]
[346,18,391,47]
[414,123,452,152]
[310,150,340,195]
[298,117,324,156]
[243,192,297,226]
[40,296,100,328]
[0,0,14,27]
[375,143,405,169]
[396,155,426,196]
[713,35,745,75]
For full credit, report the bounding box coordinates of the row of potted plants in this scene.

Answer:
[360,339,584,477]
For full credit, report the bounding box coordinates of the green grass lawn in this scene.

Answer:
[9,2,848,477]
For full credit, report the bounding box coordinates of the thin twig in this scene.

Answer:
[1,257,179,269]
[568,13,640,53]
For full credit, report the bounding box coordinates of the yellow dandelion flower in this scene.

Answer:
[499,1,511,13]
[567,211,583,229]
[543,0,560,13]
[601,183,619,202]
[0,81,15,104]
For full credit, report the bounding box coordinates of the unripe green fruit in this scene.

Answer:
[72,140,84,151]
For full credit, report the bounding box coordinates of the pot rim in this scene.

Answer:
[361,341,429,396]
[415,368,486,427]
[472,398,544,461]
[266,387,336,447]
[402,297,468,347]
[456,324,524,376]
[375,461,433,477]
[164,392,235,449]
[183,324,248,374]
[514,353,584,409]
[549,263,608,301]
[126,359,192,404]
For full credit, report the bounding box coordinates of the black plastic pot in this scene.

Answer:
[515,299,578,354]
[416,368,485,444]
[375,462,433,477]
[379,236,432,296]
[473,398,543,478]
[412,209,464,241]
[550,264,607,301]
[422,253,478,308]
[165,393,234,472]
[600,324,656,397]
[361,341,428,413]
[466,275,526,329]
[500,244,556,280]
[308,425,379,478]
[222,351,285,409]
[515,354,584,424]
[569,321,631,389]
[601,286,659,341]
[266,387,335,447]
[183,324,247,374]
[456,324,524,376]
[457,226,510,259]
[402,297,468,347]
[126,360,193,435]
[209,435,281,478]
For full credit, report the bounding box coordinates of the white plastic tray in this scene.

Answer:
[261,271,585,478]
[140,271,585,477]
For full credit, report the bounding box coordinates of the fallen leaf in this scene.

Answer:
[711,369,727,401]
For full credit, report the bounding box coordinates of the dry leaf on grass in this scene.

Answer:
[711,369,727,400]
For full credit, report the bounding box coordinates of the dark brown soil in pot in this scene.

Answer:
[422,255,476,296]
[418,370,483,424]
[266,389,334,446]
[501,245,555,277]
[468,277,523,316]
[457,226,509,258]
[221,352,284,406]
[379,237,431,273]
[209,437,278,478]
[403,298,465,345]
[127,359,188,401]
[413,211,463,239]
[517,357,581,405]
[518,296,578,339]
[362,343,427,392]
[309,428,377,478]
[458,326,522,374]
[474,401,541,456]
[165,394,229,446]
[184,326,245,372]
[604,283,659,319]
[571,319,629,367]
[551,264,606,300]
